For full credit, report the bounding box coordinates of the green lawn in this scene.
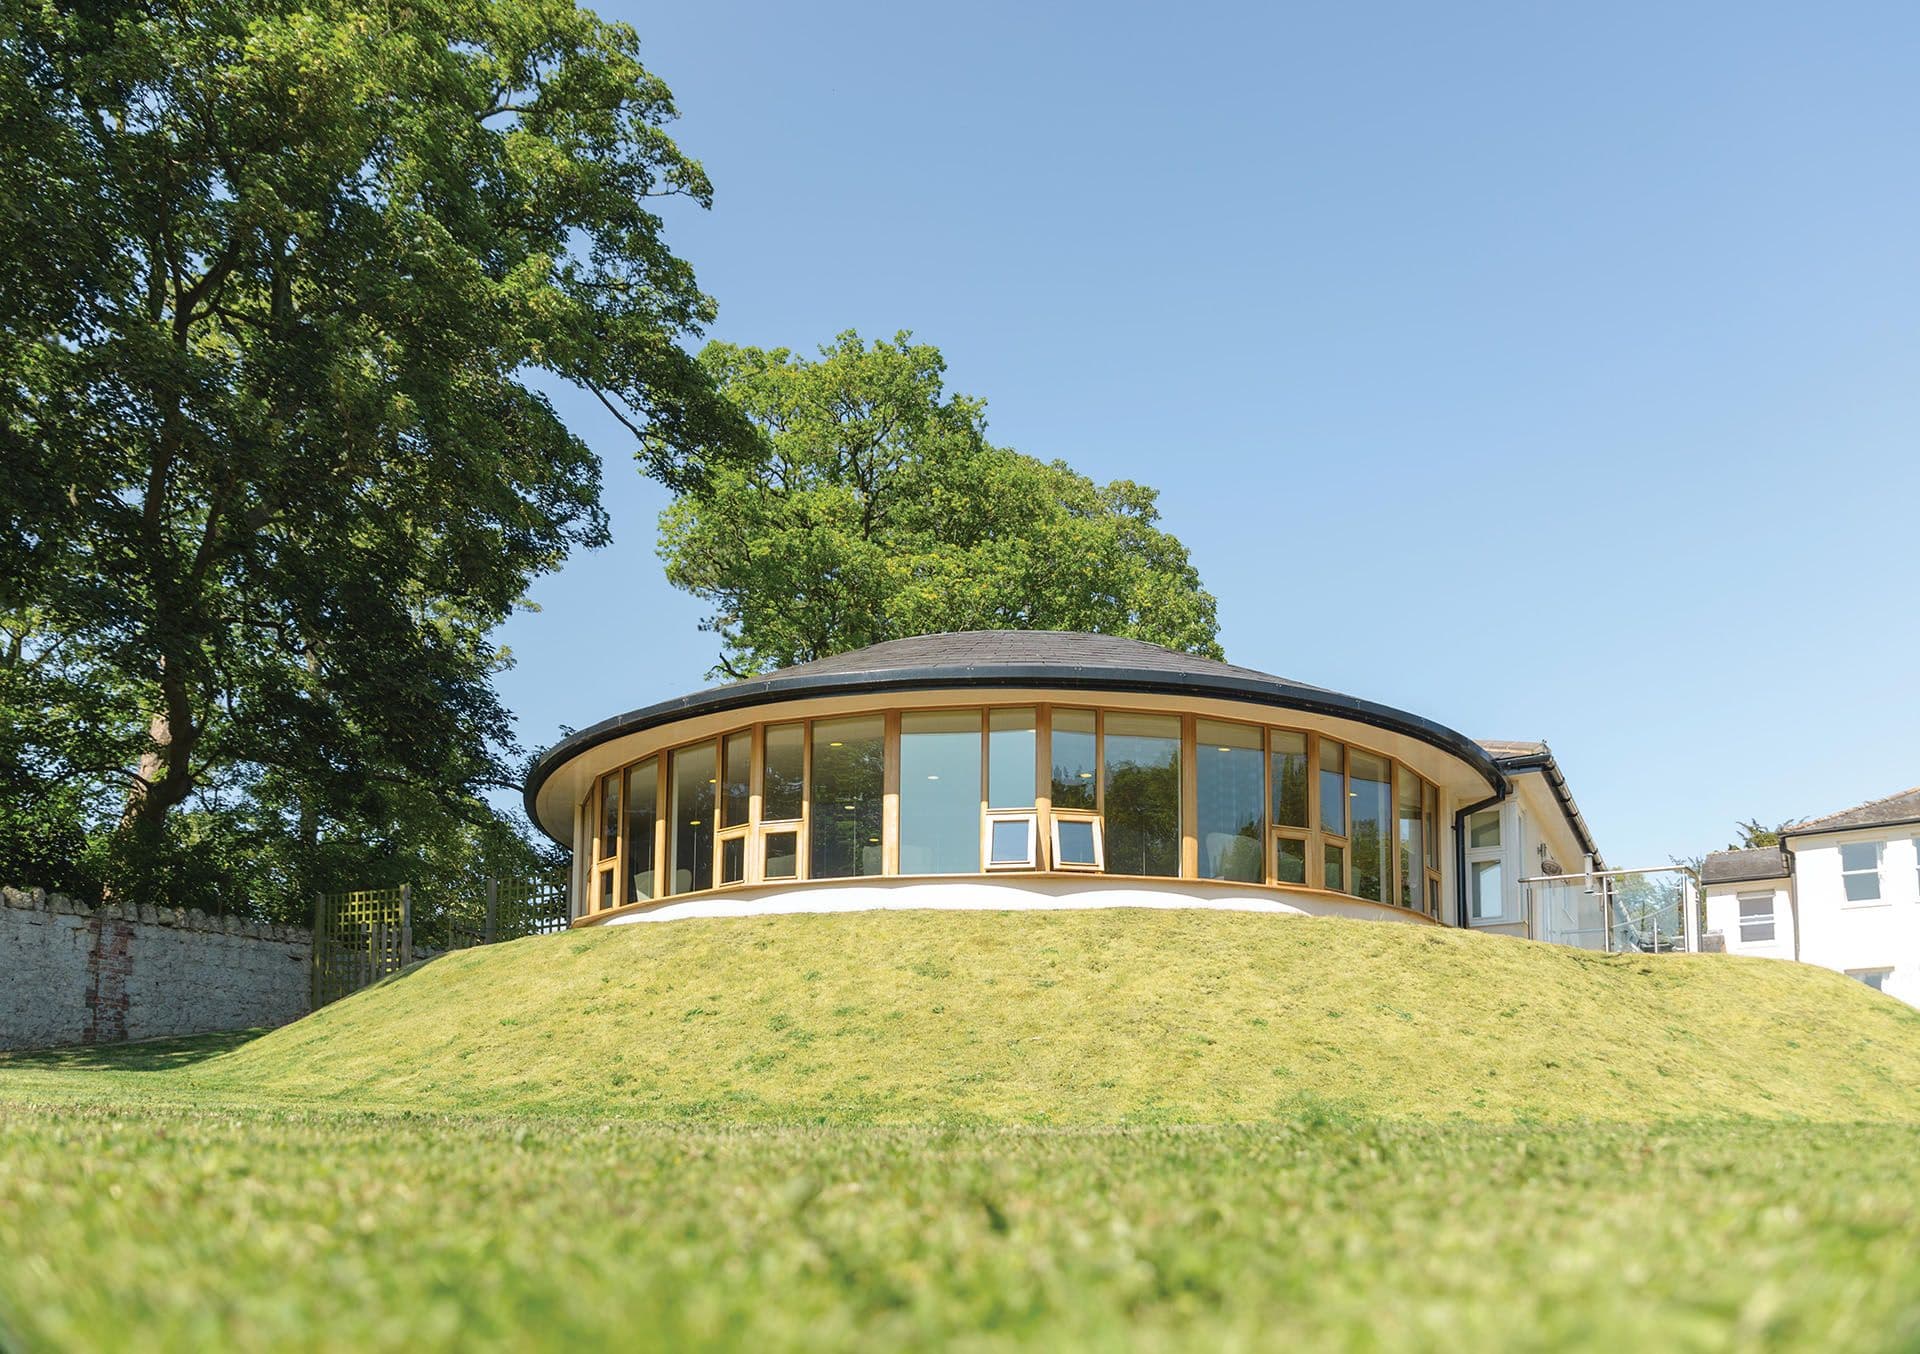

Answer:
[4,911,1920,1351]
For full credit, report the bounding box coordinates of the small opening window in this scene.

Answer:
[987,813,1038,869]
[1051,815,1103,871]
[1737,894,1775,943]
[764,830,799,881]
[1848,968,1891,992]
[1274,835,1307,886]
[719,833,747,886]
[1840,841,1883,903]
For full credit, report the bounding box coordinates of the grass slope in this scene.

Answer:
[63,909,1920,1123]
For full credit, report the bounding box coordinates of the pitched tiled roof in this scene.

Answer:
[1471,739,1603,869]
[1476,739,1549,761]
[1784,786,1920,837]
[1701,846,1790,886]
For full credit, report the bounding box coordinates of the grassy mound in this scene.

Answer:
[114,910,1920,1122]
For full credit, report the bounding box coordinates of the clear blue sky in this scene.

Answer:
[497,1,1920,866]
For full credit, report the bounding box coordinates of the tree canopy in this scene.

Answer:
[659,331,1222,677]
[0,0,744,911]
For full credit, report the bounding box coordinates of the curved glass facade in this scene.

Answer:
[581,701,1446,921]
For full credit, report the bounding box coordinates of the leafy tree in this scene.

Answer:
[1,0,745,908]
[659,331,1223,677]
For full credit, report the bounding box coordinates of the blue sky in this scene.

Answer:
[498,2,1920,866]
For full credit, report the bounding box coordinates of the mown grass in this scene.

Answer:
[5,910,1920,1351]
[2,1098,1919,1352]
[26,910,1918,1124]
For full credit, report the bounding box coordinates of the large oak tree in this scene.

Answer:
[659,332,1222,678]
[0,0,745,906]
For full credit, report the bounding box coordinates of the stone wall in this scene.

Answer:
[0,886,312,1052]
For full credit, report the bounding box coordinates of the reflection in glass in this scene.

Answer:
[989,816,1036,867]
[988,709,1037,809]
[720,835,745,885]
[1349,751,1391,903]
[1324,842,1345,892]
[764,829,799,880]
[1397,772,1424,912]
[900,711,982,874]
[598,772,620,860]
[762,723,804,821]
[1423,783,1440,869]
[625,757,658,903]
[721,730,751,828]
[1050,709,1097,809]
[1319,740,1346,836]
[811,716,885,878]
[1469,809,1501,849]
[1272,730,1308,828]
[1276,836,1307,885]
[1055,818,1099,867]
[1104,713,1180,876]
[670,743,715,895]
[1197,719,1262,882]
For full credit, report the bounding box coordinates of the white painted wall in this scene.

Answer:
[1464,772,1599,944]
[1702,879,1794,961]
[1789,829,1920,1006]
[597,874,1442,926]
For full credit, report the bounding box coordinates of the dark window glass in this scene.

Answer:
[1276,837,1307,885]
[598,773,620,860]
[721,731,751,828]
[720,835,746,885]
[625,758,658,902]
[764,830,799,880]
[1272,731,1309,828]
[810,716,885,879]
[670,743,715,895]
[900,711,981,874]
[598,867,615,910]
[1104,713,1180,877]
[1056,818,1099,867]
[1197,720,1262,882]
[762,723,804,821]
[1050,709,1097,810]
[988,709,1037,809]
[1324,842,1346,892]
[1350,751,1391,903]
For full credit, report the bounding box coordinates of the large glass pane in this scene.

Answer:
[1470,860,1503,920]
[669,743,715,895]
[1050,709,1097,809]
[1197,719,1262,882]
[721,730,751,828]
[900,711,982,875]
[597,772,620,861]
[625,758,658,902]
[1349,751,1391,903]
[1104,713,1180,876]
[988,709,1037,809]
[1319,739,1346,836]
[810,716,885,879]
[1423,783,1440,868]
[1272,730,1309,828]
[1275,836,1307,885]
[762,723,804,821]
[1398,772,1424,912]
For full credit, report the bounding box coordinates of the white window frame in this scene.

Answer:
[1049,813,1104,873]
[1840,840,1885,905]
[1847,968,1892,992]
[1736,893,1775,944]
[1465,807,1507,924]
[985,812,1038,871]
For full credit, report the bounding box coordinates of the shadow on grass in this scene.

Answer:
[0,1029,265,1072]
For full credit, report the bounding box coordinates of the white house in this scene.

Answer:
[1701,787,1920,1005]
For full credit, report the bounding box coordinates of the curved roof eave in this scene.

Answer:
[523,660,1509,843]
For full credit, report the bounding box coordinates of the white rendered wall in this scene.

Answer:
[1790,830,1920,1006]
[1702,880,1794,961]
[595,875,1442,926]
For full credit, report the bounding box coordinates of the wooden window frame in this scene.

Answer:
[1050,811,1104,873]
[985,811,1039,870]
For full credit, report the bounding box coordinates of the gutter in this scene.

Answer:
[1487,750,1605,872]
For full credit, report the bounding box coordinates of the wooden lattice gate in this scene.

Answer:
[311,886,412,1007]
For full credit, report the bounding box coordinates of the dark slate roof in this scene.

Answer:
[1473,738,1604,869]
[1701,846,1790,886]
[525,630,1506,840]
[1783,786,1920,837]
